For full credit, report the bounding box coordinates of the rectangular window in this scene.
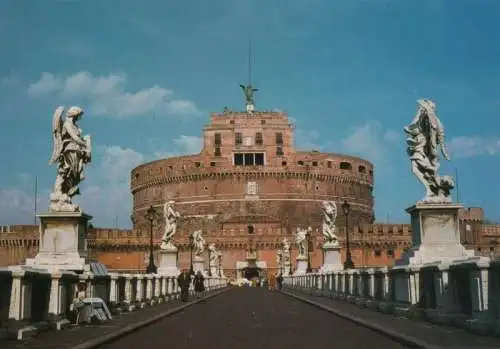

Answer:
[282,161,287,166]
[214,133,221,145]
[312,161,318,166]
[244,153,254,166]
[276,147,284,156]
[234,153,244,166]
[248,225,254,234]
[387,249,394,258]
[214,147,221,156]
[298,160,304,166]
[195,162,201,167]
[255,132,263,145]
[255,153,264,166]
[275,132,283,145]
[235,132,242,145]
[374,250,382,257]
[327,161,332,168]
[210,161,216,167]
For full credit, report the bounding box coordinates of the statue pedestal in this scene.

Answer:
[320,243,343,273]
[293,255,308,275]
[157,246,179,276]
[26,211,91,272]
[192,256,206,275]
[395,203,475,267]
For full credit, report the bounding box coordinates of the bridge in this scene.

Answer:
[1,267,500,348]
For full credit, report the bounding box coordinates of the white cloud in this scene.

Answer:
[27,71,201,118]
[173,135,203,154]
[341,122,399,165]
[448,136,500,159]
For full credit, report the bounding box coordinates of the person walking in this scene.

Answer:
[177,269,192,302]
[268,273,277,290]
[276,273,283,291]
[194,271,205,299]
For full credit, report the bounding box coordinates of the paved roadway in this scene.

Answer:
[100,287,407,349]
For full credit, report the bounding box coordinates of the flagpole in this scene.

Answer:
[33,174,38,227]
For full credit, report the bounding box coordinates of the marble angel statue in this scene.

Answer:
[295,227,311,257]
[49,106,92,212]
[404,99,454,203]
[322,201,340,247]
[276,249,283,267]
[191,230,205,257]
[160,200,180,250]
[208,242,218,265]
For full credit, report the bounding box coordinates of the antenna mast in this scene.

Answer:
[33,174,38,227]
[248,38,252,86]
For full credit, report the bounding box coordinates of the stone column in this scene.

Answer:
[8,270,27,321]
[368,269,375,298]
[135,274,144,308]
[109,273,118,305]
[48,272,63,320]
[154,276,161,301]
[145,275,154,303]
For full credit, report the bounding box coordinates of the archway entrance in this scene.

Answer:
[243,267,260,280]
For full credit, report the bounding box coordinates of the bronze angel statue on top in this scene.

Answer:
[404,99,454,203]
[49,106,92,212]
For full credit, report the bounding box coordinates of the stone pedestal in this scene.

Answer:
[157,246,179,276]
[320,244,343,273]
[26,211,91,272]
[395,203,474,267]
[192,256,206,275]
[294,255,308,275]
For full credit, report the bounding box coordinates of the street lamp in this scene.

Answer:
[189,233,194,275]
[145,206,157,274]
[207,243,212,276]
[342,200,355,269]
[306,228,313,273]
[218,253,222,277]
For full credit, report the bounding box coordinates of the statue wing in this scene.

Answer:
[252,88,259,92]
[239,84,246,90]
[49,107,64,165]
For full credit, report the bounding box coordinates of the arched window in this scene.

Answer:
[339,161,352,170]
[358,165,366,173]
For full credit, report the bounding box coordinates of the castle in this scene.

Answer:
[1,109,499,278]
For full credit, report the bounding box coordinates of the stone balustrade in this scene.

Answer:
[283,259,500,336]
[0,267,228,339]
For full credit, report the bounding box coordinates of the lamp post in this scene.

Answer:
[189,233,194,275]
[145,206,157,274]
[218,253,222,277]
[342,200,355,269]
[207,245,212,276]
[306,228,313,273]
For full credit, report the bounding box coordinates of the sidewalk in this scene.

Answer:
[283,289,500,349]
[1,290,225,349]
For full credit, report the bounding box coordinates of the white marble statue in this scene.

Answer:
[322,201,339,247]
[49,106,92,212]
[295,227,311,257]
[404,99,454,203]
[191,230,205,257]
[208,242,218,265]
[160,200,180,250]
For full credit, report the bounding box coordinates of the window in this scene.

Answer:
[255,153,264,165]
[168,165,173,170]
[340,161,352,170]
[369,170,373,176]
[327,161,332,168]
[276,147,284,156]
[214,133,221,145]
[195,162,201,167]
[255,132,263,145]
[374,250,382,257]
[248,225,254,234]
[261,120,266,125]
[244,153,254,165]
[312,161,318,167]
[358,165,366,173]
[298,160,304,166]
[282,161,287,166]
[214,147,221,156]
[235,132,242,145]
[387,249,394,258]
[234,153,244,165]
[230,120,235,124]
[210,161,216,167]
[275,132,283,145]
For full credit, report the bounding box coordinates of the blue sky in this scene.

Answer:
[1,0,499,228]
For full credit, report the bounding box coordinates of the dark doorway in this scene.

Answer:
[243,267,260,279]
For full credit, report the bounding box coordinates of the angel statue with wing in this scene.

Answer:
[160,200,180,250]
[49,106,92,212]
[404,99,454,203]
[191,230,206,258]
[239,84,259,113]
[322,201,340,247]
[208,242,218,266]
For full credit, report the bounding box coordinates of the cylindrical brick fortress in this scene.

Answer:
[130,111,374,277]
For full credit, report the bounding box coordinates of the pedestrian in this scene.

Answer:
[268,273,276,290]
[276,273,283,291]
[194,271,205,298]
[177,269,191,302]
